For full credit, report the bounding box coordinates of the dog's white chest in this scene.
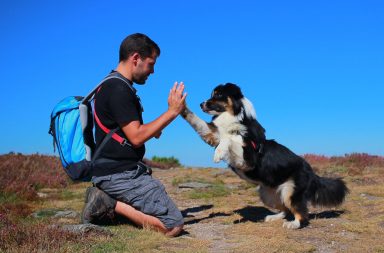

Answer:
[213,113,249,169]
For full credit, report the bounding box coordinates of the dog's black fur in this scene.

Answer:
[182,83,349,229]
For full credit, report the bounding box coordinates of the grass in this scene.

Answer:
[188,183,230,199]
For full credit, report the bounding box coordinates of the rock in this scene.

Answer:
[32,209,57,218]
[51,224,113,236]
[54,210,79,218]
[225,184,239,190]
[178,182,212,189]
[37,192,48,198]
[32,208,79,219]
[360,193,381,200]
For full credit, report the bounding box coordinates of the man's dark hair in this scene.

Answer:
[119,33,160,62]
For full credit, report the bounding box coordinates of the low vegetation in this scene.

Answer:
[144,155,181,169]
[1,152,383,252]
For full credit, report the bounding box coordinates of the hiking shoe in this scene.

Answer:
[81,187,117,224]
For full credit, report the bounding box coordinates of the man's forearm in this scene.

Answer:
[121,110,178,147]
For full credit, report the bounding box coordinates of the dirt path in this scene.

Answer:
[154,167,384,253]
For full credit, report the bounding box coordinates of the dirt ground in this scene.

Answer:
[24,160,384,253]
[151,166,384,253]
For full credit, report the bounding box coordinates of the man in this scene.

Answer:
[81,33,186,237]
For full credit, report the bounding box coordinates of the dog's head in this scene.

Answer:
[200,83,256,120]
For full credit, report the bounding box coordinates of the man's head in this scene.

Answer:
[119,33,160,84]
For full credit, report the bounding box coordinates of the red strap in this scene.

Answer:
[94,86,127,145]
[94,109,126,145]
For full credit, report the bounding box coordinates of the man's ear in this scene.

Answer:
[132,52,140,65]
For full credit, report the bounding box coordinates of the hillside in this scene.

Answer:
[1,153,384,252]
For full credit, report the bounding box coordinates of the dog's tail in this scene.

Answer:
[307,174,349,207]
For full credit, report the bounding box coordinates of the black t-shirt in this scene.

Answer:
[94,72,145,164]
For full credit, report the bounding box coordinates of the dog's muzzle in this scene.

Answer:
[200,101,209,112]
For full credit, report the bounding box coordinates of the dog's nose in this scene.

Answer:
[200,102,205,109]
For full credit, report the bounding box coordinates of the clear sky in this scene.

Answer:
[0,0,383,168]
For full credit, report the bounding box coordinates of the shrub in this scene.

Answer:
[0,212,90,253]
[302,154,330,164]
[0,153,69,200]
[332,153,384,168]
[303,153,384,176]
[143,156,181,169]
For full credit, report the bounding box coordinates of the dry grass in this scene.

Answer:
[1,153,384,252]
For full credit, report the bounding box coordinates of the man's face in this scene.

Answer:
[133,51,157,84]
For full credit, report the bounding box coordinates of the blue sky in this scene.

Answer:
[0,0,383,168]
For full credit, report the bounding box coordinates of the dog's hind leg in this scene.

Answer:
[259,184,289,222]
[283,202,308,229]
[281,190,309,229]
[276,180,308,229]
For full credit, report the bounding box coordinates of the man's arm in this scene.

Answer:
[120,82,186,147]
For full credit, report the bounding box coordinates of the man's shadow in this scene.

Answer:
[233,205,345,224]
[181,204,232,225]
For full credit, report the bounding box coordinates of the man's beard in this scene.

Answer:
[133,74,148,85]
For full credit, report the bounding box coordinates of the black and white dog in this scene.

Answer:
[181,83,348,229]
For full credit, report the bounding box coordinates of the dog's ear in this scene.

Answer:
[232,98,243,116]
[249,119,266,142]
[224,83,243,100]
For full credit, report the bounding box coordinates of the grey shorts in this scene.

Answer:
[91,168,184,229]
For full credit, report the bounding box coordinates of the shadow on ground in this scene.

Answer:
[233,205,345,224]
[181,204,234,225]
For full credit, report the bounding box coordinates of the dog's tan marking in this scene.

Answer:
[283,207,307,229]
[226,97,235,115]
[293,212,305,222]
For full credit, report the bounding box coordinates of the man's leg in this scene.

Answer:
[114,201,183,236]
[81,186,116,224]
[81,186,183,237]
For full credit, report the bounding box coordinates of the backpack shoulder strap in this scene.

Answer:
[90,72,132,148]
[82,72,135,104]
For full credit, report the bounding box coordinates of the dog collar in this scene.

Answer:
[251,141,264,154]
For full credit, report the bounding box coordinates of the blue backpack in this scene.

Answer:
[49,73,132,181]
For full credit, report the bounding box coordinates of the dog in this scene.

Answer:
[181,83,349,229]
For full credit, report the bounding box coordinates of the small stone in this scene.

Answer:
[37,192,48,198]
[54,210,79,218]
[179,182,212,189]
[53,224,113,236]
